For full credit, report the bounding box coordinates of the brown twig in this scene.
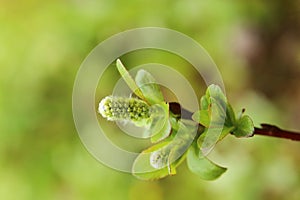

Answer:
[253,124,300,141]
[169,102,300,141]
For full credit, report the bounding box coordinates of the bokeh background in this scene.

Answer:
[1,0,300,199]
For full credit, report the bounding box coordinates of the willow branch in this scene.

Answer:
[169,102,300,141]
[253,124,300,141]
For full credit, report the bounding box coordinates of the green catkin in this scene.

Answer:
[150,126,195,169]
[98,96,150,123]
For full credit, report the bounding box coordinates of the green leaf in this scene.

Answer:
[146,103,171,143]
[132,141,186,181]
[205,84,227,108]
[225,103,236,127]
[116,59,145,101]
[135,69,164,105]
[193,85,228,128]
[169,114,180,132]
[197,126,234,155]
[192,110,210,127]
[210,97,226,125]
[193,85,228,154]
[218,126,235,141]
[150,120,171,143]
[169,120,198,157]
[197,85,228,126]
[200,95,209,110]
[187,145,227,180]
[232,115,254,137]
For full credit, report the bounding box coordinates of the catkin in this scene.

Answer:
[98,96,150,122]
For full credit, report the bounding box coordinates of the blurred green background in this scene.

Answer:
[1,0,300,199]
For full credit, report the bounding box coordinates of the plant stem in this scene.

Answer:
[169,102,300,141]
[253,124,300,141]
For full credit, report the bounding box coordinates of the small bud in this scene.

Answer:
[150,149,169,169]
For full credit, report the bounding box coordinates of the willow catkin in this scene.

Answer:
[98,96,150,122]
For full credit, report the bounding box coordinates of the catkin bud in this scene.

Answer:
[150,148,169,169]
[98,96,150,123]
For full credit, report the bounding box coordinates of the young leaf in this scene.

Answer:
[192,110,210,127]
[187,145,227,180]
[194,85,228,155]
[135,69,164,105]
[150,120,171,143]
[225,103,236,127]
[116,59,145,101]
[232,115,254,137]
[196,85,228,127]
[169,119,198,158]
[210,97,226,125]
[200,95,209,110]
[197,126,234,155]
[205,84,227,109]
[146,103,171,143]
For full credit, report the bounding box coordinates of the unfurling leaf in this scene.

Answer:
[232,115,254,137]
[135,69,164,105]
[148,103,171,143]
[197,126,234,156]
[192,110,210,127]
[116,59,145,101]
[205,84,227,109]
[225,104,236,127]
[193,84,229,155]
[193,85,228,127]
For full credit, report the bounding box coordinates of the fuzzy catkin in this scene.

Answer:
[98,96,150,122]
